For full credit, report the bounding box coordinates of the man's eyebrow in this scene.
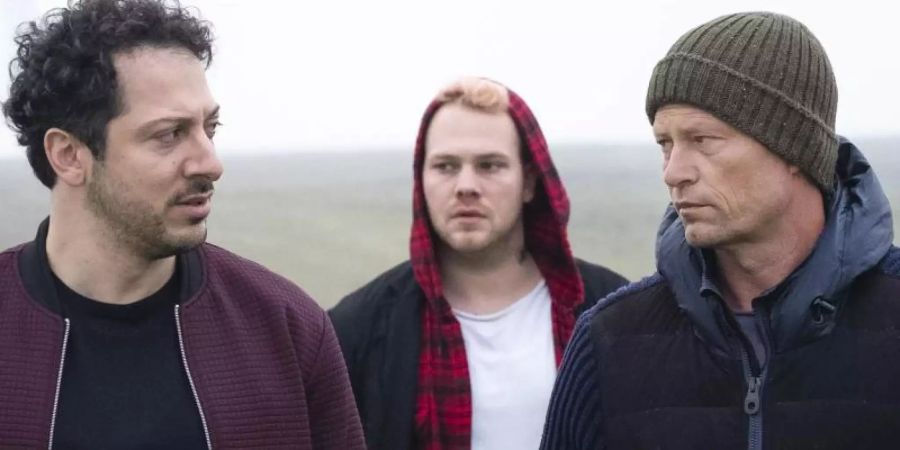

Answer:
[425,152,459,160]
[136,105,221,135]
[426,151,511,160]
[681,123,715,134]
[653,119,727,139]
[475,152,511,159]
[135,116,189,135]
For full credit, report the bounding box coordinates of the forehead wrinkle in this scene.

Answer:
[655,106,734,136]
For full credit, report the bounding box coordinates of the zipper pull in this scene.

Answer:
[744,376,761,415]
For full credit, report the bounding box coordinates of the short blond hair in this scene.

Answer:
[435,77,509,113]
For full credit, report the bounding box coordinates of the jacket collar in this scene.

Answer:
[656,138,894,354]
[17,217,205,316]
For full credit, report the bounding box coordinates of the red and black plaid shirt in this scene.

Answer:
[410,87,584,450]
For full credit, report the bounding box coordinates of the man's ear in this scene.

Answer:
[523,163,537,203]
[44,128,94,187]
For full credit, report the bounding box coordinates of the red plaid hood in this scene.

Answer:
[409,87,584,316]
[410,84,584,449]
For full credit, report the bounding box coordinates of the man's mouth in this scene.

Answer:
[176,192,213,206]
[452,209,485,219]
[172,192,214,221]
[674,201,706,211]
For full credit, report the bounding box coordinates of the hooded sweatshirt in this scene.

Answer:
[410,85,590,450]
[330,83,627,450]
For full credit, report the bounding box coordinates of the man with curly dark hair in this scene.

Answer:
[0,1,364,448]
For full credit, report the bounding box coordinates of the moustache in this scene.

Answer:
[169,178,215,206]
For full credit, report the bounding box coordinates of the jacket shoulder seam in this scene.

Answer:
[877,246,900,279]
[579,272,664,323]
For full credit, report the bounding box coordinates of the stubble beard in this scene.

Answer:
[437,215,526,265]
[86,167,206,261]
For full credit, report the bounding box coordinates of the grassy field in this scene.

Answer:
[2,138,898,308]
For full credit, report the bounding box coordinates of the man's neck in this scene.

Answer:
[46,209,175,305]
[715,192,825,313]
[439,243,543,316]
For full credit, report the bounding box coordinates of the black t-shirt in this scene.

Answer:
[52,268,207,450]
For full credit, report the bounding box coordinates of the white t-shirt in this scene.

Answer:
[452,280,556,450]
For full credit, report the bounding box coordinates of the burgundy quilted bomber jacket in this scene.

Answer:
[0,220,364,449]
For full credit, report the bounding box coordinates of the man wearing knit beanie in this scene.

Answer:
[542,12,900,450]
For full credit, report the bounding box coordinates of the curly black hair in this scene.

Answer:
[2,0,214,188]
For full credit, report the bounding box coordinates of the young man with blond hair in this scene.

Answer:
[331,78,627,450]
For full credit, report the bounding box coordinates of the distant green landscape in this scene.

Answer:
[2,138,898,308]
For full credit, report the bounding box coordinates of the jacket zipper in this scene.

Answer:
[47,318,70,450]
[175,305,212,450]
[741,348,763,450]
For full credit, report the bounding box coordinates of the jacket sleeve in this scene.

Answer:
[540,314,604,450]
[303,309,366,449]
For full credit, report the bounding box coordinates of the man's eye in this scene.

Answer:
[432,162,456,172]
[205,121,222,138]
[479,161,504,171]
[157,127,184,145]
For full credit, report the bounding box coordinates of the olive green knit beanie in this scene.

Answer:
[646,12,839,191]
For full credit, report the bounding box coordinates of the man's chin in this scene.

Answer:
[683,225,724,249]
[154,227,208,258]
[171,240,203,255]
[444,235,490,254]
[181,227,208,248]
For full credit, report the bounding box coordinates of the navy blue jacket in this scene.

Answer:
[541,139,900,450]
